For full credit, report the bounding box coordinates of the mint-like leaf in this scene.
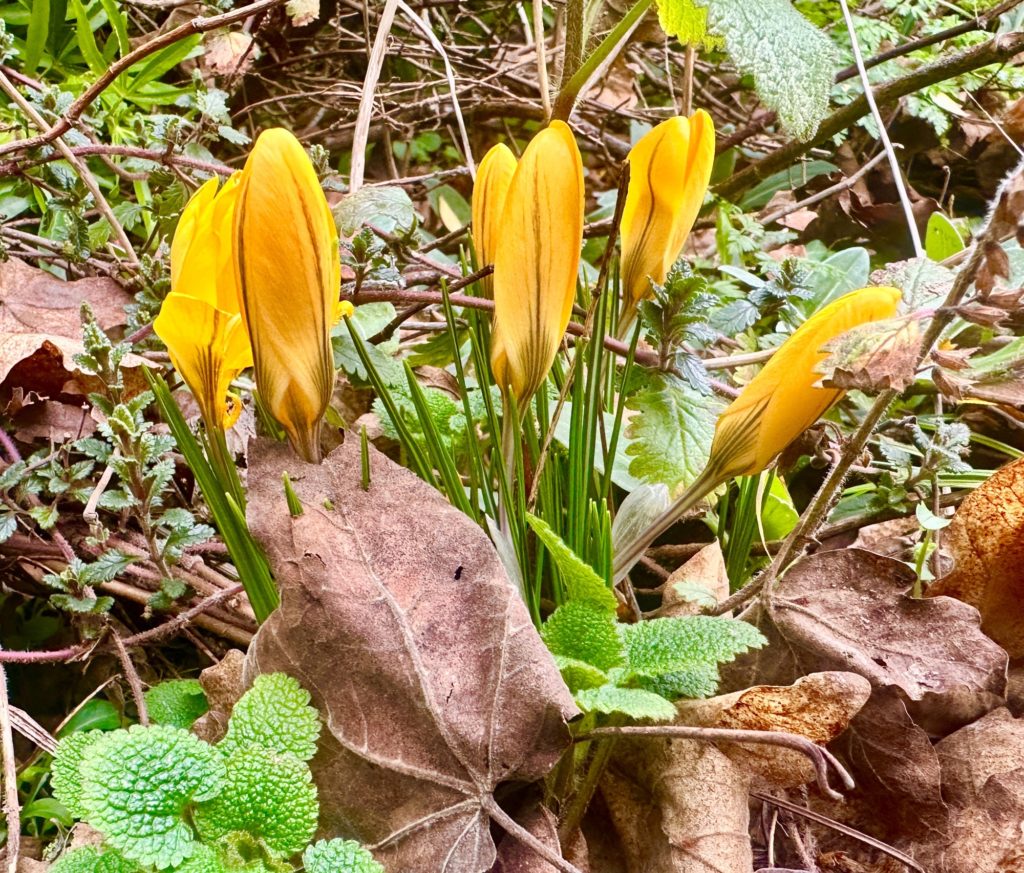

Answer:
[219,674,321,762]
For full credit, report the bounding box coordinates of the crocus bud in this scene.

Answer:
[234,128,340,463]
[156,175,252,431]
[618,110,715,337]
[471,143,517,299]
[708,286,903,480]
[490,121,584,406]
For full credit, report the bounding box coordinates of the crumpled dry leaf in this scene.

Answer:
[0,258,131,337]
[928,456,1024,658]
[817,316,921,394]
[191,648,246,745]
[202,31,258,75]
[493,804,582,873]
[675,671,870,790]
[913,707,1024,872]
[750,549,1006,735]
[835,686,948,845]
[603,736,752,873]
[245,440,578,872]
[657,540,729,617]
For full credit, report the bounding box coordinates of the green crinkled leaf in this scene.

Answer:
[541,601,624,672]
[193,748,318,859]
[303,839,385,873]
[79,725,226,869]
[218,674,321,762]
[621,616,766,685]
[145,679,209,730]
[552,656,610,694]
[173,844,226,873]
[693,0,838,141]
[574,685,677,721]
[50,730,105,820]
[656,0,723,49]
[626,374,722,492]
[333,186,416,236]
[49,846,139,873]
[636,661,727,700]
[527,515,617,612]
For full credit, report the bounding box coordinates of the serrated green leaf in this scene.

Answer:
[621,616,765,685]
[656,0,722,49]
[172,843,226,873]
[145,679,209,730]
[693,0,837,141]
[0,513,16,544]
[527,515,617,612]
[219,674,321,762]
[541,601,624,671]
[626,374,722,492]
[28,504,58,529]
[552,655,609,693]
[50,846,139,873]
[574,685,677,721]
[194,748,318,859]
[636,661,724,700]
[303,839,384,873]
[79,725,226,869]
[51,730,105,820]
[333,186,415,236]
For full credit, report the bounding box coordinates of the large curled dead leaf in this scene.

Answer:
[675,671,870,790]
[928,456,1024,658]
[245,440,578,872]
[737,549,1006,735]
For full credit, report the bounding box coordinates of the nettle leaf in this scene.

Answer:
[194,748,318,859]
[626,373,722,492]
[145,679,209,730]
[687,0,837,141]
[51,730,105,820]
[304,839,384,873]
[552,656,610,694]
[621,616,766,698]
[527,515,617,612]
[574,685,677,721]
[49,846,139,873]
[541,601,624,671]
[170,844,226,873]
[0,513,16,544]
[218,673,321,762]
[79,725,226,869]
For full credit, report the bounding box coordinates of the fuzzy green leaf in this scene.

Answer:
[541,601,624,672]
[50,730,105,820]
[656,0,722,49]
[173,844,227,873]
[626,374,721,492]
[574,685,676,721]
[49,847,139,873]
[303,839,385,873]
[218,674,321,762]
[621,616,765,697]
[552,656,610,694]
[193,748,318,859]
[79,725,226,869]
[145,679,209,730]
[527,515,617,612]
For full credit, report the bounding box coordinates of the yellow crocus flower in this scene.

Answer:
[708,286,903,480]
[614,286,903,575]
[490,121,584,406]
[618,110,715,338]
[234,128,340,463]
[471,143,517,299]
[155,174,252,431]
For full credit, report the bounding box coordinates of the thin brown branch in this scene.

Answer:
[0,653,19,873]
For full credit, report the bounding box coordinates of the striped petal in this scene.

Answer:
[709,286,903,479]
[471,143,517,299]
[234,128,339,463]
[618,110,715,335]
[490,121,584,405]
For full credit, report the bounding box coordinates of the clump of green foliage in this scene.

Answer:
[48,674,382,873]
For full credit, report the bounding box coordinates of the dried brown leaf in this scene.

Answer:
[658,541,729,618]
[191,648,246,745]
[929,456,1024,658]
[494,804,580,873]
[934,707,1024,807]
[0,258,131,337]
[603,738,752,873]
[818,317,921,393]
[675,672,870,790]
[245,440,577,873]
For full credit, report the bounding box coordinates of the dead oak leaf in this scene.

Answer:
[929,456,1024,658]
[245,440,578,873]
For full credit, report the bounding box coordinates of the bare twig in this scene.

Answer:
[482,795,584,873]
[112,631,149,726]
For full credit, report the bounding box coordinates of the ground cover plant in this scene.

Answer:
[0,0,1023,871]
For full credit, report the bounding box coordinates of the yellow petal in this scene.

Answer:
[490,121,584,405]
[471,143,517,299]
[708,286,903,479]
[153,292,253,431]
[234,128,339,463]
[170,178,220,306]
[618,110,715,333]
[211,171,243,315]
